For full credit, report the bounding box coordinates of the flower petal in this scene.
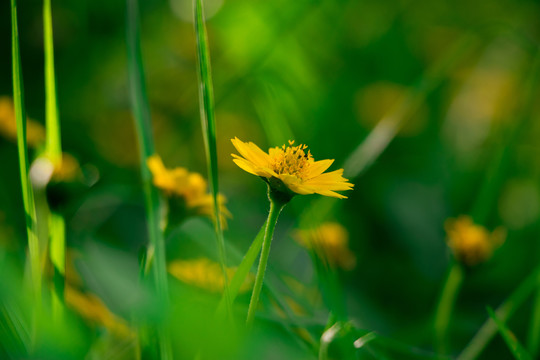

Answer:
[231,137,270,168]
[306,159,334,179]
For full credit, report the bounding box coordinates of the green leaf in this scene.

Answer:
[487,307,532,360]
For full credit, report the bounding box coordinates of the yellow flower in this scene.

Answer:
[445,215,506,266]
[295,222,356,270]
[65,286,133,338]
[0,96,45,148]
[52,153,81,182]
[147,155,231,224]
[231,138,353,199]
[168,258,253,293]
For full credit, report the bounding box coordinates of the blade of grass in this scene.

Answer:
[215,220,266,316]
[11,0,41,344]
[126,0,171,358]
[44,0,61,164]
[193,0,232,317]
[458,265,540,360]
[43,0,66,321]
[487,307,532,360]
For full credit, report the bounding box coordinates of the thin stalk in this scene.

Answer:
[43,0,66,321]
[11,0,41,338]
[434,262,464,354]
[246,195,286,326]
[193,0,232,316]
[126,0,171,358]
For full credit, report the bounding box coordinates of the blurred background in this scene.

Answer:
[1,0,540,358]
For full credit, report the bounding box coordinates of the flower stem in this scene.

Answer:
[246,190,286,326]
[434,261,464,354]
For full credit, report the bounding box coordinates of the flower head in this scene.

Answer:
[147,155,231,225]
[445,215,506,266]
[295,222,356,270]
[231,138,353,199]
[168,258,253,293]
[0,96,45,147]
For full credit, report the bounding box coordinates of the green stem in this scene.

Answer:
[434,262,464,354]
[11,0,41,339]
[246,191,286,326]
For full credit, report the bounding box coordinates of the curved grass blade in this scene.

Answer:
[215,220,266,317]
[487,307,532,360]
[193,0,232,316]
[126,0,171,357]
[11,0,41,337]
[458,265,540,360]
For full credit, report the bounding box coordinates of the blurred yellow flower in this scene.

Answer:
[65,286,133,338]
[0,96,45,147]
[147,155,231,224]
[52,153,81,182]
[444,215,506,266]
[231,138,353,199]
[295,222,356,270]
[168,258,253,293]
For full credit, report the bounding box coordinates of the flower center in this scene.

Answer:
[271,140,313,180]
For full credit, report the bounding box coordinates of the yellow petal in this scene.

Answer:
[231,137,270,168]
[306,159,334,179]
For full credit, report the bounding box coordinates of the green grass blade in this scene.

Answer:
[126,0,171,357]
[43,0,66,320]
[487,307,532,360]
[193,0,232,315]
[11,0,41,325]
[458,265,540,360]
[216,220,267,316]
[43,0,61,163]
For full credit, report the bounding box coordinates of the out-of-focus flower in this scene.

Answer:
[231,138,353,200]
[444,215,506,266]
[147,155,231,225]
[0,96,45,147]
[65,286,133,338]
[168,258,253,293]
[295,222,356,270]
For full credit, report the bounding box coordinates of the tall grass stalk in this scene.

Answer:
[126,0,171,357]
[43,0,66,320]
[11,0,41,343]
[193,0,232,317]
